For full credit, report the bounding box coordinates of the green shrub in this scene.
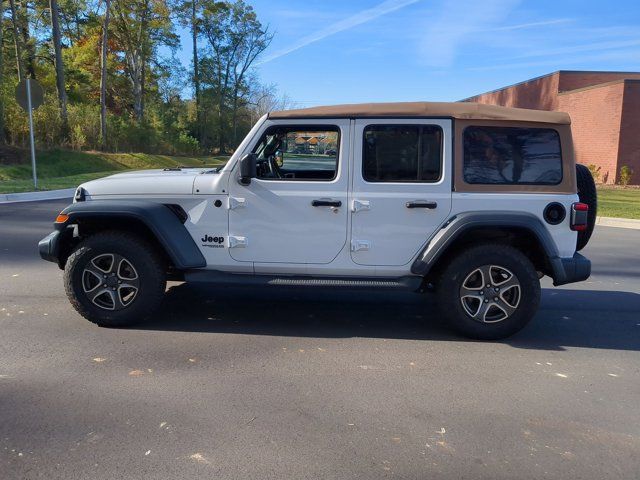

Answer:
[587,164,601,183]
[70,124,87,150]
[174,133,201,156]
[619,165,633,187]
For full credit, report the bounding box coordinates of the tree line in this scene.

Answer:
[0,0,293,155]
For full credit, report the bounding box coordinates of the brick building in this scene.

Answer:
[463,71,640,184]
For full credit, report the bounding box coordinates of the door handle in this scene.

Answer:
[406,201,438,209]
[312,199,342,208]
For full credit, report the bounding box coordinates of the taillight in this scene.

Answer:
[570,202,589,231]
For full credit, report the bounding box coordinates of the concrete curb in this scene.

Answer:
[0,188,75,204]
[596,216,640,230]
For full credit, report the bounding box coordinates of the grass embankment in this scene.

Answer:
[0,149,229,194]
[597,187,640,220]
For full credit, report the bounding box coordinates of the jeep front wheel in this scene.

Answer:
[436,244,540,340]
[64,231,167,327]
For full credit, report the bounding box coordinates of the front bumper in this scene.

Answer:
[552,253,591,286]
[39,230,61,263]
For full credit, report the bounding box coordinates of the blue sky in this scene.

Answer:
[177,0,640,106]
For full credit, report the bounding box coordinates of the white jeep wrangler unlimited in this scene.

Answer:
[39,102,596,339]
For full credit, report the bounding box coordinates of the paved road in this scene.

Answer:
[1,199,639,479]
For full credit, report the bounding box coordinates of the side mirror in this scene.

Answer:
[239,153,257,185]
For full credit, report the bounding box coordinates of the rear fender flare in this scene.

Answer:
[411,211,568,284]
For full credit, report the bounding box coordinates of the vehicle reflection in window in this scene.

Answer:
[463,126,562,185]
[252,126,339,181]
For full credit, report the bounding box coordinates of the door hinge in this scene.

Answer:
[229,236,248,248]
[351,199,370,213]
[351,240,371,252]
[228,197,246,210]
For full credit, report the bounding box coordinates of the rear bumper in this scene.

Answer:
[552,253,591,286]
[39,230,61,263]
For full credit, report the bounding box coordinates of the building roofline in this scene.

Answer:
[557,78,640,95]
[460,71,559,101]
[460,70,640,101]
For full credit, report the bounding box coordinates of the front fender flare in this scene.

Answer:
[51,200,206,269]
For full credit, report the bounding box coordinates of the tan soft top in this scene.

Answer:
[269,101,570,125]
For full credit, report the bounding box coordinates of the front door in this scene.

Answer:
[228,120,350,264]
[350,119,452,266]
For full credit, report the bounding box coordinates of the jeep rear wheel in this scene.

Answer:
[64,231,166,327]
[436,244,540,340]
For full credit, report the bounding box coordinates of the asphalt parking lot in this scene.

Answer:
[1,199,639,479]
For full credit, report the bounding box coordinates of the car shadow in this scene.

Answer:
[137,283,640,352]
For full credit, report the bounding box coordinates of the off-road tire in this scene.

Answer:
[436,244,540,340]
[64,231,166,327]
[576,164,597,251]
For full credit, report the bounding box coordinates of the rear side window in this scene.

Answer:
[363,125,442,182]
[463,127,562,185]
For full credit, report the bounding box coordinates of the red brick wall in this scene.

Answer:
[465,73,560,110]
[557,83,626,184]
[558,72,640,93]
[618,81,640,184]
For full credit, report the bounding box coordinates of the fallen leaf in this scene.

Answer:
[145,450,151,456]
[129,370,144,376]
[189,453,210,465]
[92,357,106,363]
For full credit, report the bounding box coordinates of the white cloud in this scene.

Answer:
[418,0,521,67]
[468,49,640,71]
[512,39,640,59]
[258,0,420,64]
[487,18,573,32]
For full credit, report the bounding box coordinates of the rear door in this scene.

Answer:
[350,119,452,266]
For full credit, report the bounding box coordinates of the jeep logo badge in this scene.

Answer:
[201,235,225,248]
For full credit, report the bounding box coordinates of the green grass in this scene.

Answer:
[597,187,640,219]
[0,150,229,193]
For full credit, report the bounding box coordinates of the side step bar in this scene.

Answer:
[184,270,423,290]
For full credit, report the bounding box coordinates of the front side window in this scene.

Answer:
[463,126,562,185]
[252,126,339,181]
[363,125,442,182]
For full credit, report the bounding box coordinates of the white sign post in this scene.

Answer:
[15,79,44,189]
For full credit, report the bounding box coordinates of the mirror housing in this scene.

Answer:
[239,153,257,185]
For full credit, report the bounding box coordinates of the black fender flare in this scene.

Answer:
[410,211,577,286]
[51,200,206,269]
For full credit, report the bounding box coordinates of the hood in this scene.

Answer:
[79,168,217,196]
